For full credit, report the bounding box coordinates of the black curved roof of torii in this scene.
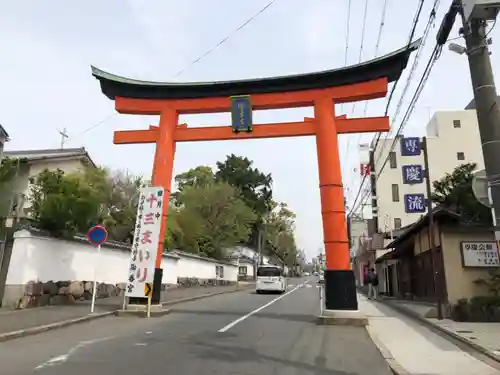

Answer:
[91,39,421,101]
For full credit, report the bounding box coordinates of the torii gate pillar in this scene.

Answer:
[315,97,358,313]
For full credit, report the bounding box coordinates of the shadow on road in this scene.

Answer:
[186,338,358,375]
[169,308,318,324]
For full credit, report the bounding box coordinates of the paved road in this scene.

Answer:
[1,277,392,375]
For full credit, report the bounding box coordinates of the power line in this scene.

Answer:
[344,0,390,201]
[172,0,280,78]
[348,0,432,216]
[375,45,441,180]
[350,0,371,116]
[339,0,352,114]
[375,0,440,165]
[349,43,441,216]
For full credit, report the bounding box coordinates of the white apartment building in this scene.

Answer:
[370,110,484,232]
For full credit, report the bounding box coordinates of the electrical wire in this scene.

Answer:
[349,0,370,116]
[63,112,117,144]
[374,0,440,165]
[347,0,432,216]
[344,0,390,201]
[340,0,353,114]
[349,43,441,215]
[172,0,280,78]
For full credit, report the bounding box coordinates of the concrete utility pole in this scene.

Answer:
[460,15,500,243]
[437,1,500,241]
[422,137,443,320]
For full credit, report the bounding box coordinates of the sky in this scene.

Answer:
[1,0,499,261]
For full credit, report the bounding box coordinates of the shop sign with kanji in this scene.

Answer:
[400,137,421,156]
[460,241,500,267]
[125,186,164,298]
[404,193,426,213]
[402,165,424,184]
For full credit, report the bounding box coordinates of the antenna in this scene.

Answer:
[58,127,69,149]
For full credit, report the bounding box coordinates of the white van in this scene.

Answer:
[256,265,287,294]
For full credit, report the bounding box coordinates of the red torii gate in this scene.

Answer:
[91,40,418,314]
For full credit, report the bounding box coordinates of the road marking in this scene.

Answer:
[218,281,307,333]
[134,342,147,346]
[34,336,114,371]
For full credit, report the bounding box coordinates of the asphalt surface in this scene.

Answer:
[1,277,392,375]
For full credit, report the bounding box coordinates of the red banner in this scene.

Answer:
[360,163,370,176]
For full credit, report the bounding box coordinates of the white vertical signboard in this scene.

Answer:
[125,186,164,298]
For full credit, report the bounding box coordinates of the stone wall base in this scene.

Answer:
[2,277,237,309]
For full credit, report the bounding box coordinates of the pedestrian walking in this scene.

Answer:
[366,267,379,300]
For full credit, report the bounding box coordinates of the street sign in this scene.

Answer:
[125,186,164,299]
[230,95,253,133]
[87,225,108,246]
[144,283,152,297]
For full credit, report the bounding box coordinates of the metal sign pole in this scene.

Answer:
[147,296,152,318]
[90,244,101,314]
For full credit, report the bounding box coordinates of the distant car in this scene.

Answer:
[304,272,310,276]
[256,265,287,294]
[313,272,319,276]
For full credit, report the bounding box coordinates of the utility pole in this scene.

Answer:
[438,2,500,244]
[422,137,443,320]
[58,127,69,149]
[460,13,500,244]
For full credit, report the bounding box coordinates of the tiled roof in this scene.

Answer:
[3,147,96,167]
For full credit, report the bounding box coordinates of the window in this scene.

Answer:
[457,152,465,160]
[453,119,461,128]
[238,266,247,276]
[391,184,400,202]
[389,151,397,169]
[215,265,224,278]
[394,218,402,229]
[257,266,282,277]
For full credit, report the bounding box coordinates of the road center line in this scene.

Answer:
[217,281,307,333]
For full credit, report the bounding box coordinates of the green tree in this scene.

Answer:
[29,169,102,238]
[432,163,491,224]
[0,157,21,216]
[172,166,215,206]
[172,182,257,259]
[263,201,298,265]
[215,154,273,246]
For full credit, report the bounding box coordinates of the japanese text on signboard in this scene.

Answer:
[402,165,424,184]
[400,137,421,156]
[461,242,500,267]
[125,186,164,298]
[404,193,426,213]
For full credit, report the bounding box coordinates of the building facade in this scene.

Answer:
[0,124,9,162]
[370,110,484,232]
[2,148,96,217]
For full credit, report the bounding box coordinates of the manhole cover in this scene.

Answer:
[468,336,478,340]
[456,330,473,333]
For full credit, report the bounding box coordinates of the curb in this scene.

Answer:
[0,311,115,343]
[366,328,410,375]
[383,299,500,364]
[0,285,253,343]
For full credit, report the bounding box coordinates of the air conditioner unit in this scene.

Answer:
[462,0,500,23]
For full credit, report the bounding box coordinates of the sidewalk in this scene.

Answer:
[387,299,500,361]
[0,284,251,336]
[359,293,500,375]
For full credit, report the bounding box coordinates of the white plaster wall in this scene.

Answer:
[5,230,239,286]
[174,252,238,282]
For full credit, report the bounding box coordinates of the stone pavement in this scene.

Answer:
[388,299,500,360]
[359,293,500,375]
[0,284,250,335]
